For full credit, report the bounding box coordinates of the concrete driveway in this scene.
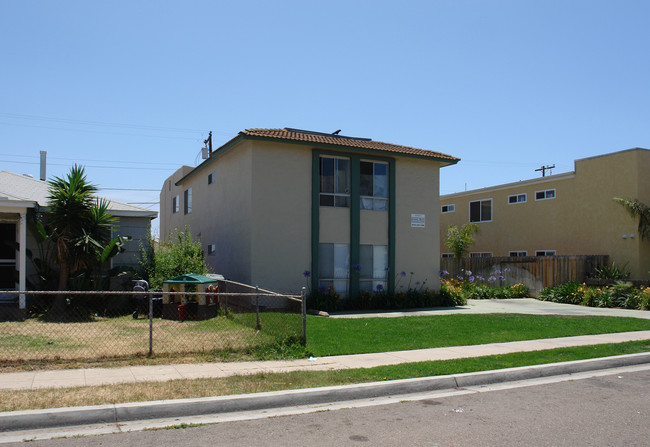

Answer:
[331,298,650,319]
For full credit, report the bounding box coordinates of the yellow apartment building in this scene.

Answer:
[440,148,650,279]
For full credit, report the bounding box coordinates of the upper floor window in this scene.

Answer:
[184,187,192,214]
[360,161,388,211]
[508,193,526,204]
[441,204,455,213]
[320,156,350,207]
[208,171,215,185]
[207,244,216,255]
[469,199,492,222]
[535,189,555,201]
[172,195,179,214]
[535,250,556,256]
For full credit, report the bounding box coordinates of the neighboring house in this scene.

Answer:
[160,128,459,296]
[0,170,157,311]
[439,148,650,279]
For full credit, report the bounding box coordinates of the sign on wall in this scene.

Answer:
[411,213,425,228]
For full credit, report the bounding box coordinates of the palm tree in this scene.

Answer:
[613,198,650,241]
[46,165,116,318]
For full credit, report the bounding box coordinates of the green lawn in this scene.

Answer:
[306,314,650,356]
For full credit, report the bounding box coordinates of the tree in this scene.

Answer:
[44,165,117,318]
[139,226,210,289]
[445,223,479,259]
[614,198,650,241]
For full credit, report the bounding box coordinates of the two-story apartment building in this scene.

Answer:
[440,148,650,279]
[160,128,459,295]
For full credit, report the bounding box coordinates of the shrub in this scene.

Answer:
[595,262,630,280]
[538,281,650,311]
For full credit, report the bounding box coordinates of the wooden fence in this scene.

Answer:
[440,255,609,295]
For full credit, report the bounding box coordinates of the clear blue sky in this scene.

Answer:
[2,1,650,236]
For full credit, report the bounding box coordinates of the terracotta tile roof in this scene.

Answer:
[239,128,459,163]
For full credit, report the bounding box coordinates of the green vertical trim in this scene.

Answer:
[349,156,361,298]
[311,150,321,293]
[388,159,396,294]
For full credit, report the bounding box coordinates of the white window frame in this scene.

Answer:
[509,251,527,257]
[360,160,389,211]
[184,187,192,215]
[441,253,454,259]
[172,195,179,214]
[208,171,216,185]
[535,189,556,201]
[441,204,455,213]
[469,199,492,223]
[469,252,493,258]
[319,156,350,208]
[508,193,527,204]
[535,250,556,256]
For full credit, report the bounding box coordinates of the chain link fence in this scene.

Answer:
[0,280,306,368]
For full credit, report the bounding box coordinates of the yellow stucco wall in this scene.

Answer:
[440,148,650,279]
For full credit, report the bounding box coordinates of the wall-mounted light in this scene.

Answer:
[622,234,627,239]
[630,233,635,238]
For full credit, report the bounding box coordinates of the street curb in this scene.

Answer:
[2,352,650,433]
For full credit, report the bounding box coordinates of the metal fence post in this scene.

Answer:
[255,286,261,330]
[148,292,153,357]
[301,287,307,345]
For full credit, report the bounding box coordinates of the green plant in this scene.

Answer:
[445,223,479,259]
[139,226,210,289]
[594,262,630,280]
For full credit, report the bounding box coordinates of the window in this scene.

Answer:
[535,189,555,201]
[441,204,455,213]
[0,223,16,289]
[208,171,215,184]
[172,195,179,214]
[469,199,492,222]
[535,250,556,256]
[207,244,216,255]
[359,245,388,291]
[360,161,388,210]
[441,253,454,259]
[320,157,350,207]
[508,193,526,204]
[509,251,527,257]
[470,252,493,258]
[319,243,350,294]
[184,188,192,214]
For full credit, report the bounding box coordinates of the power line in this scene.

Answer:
[0,159,173,171]
[99,188,160,191]
[0,153,179,167]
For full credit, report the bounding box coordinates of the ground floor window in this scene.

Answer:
[509,251,527,257]
[470,252,493,258]
[319,243,350,294]
[441,253,454,259]
[359,245,388,292]
[0,223,16,289]
[535,250,556,256]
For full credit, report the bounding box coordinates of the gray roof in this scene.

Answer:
[0,170,157,218]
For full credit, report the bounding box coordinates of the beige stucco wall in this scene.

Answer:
[159,145,254,284]
[440,148,650,279]
[249,141,312,293]
[395,157,442,290]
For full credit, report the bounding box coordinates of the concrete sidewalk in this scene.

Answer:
[2,330,650,392]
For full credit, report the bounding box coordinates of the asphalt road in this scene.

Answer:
[9,367,649,446]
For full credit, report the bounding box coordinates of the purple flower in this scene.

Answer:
[469,276,475,282]
[498,275,505,281]
[317,285,328,293]
[488,275,496,283]
[504,268,511,273]
[352,264,362,272]
[415,281,421,286]
[376,284,384,292]
[440,270,449,276]
[494,269,502,275]
[302,270,311,278]
[400,271,407,277]
[466,270,472,276]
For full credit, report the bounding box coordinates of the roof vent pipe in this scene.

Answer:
[40,151,47,181]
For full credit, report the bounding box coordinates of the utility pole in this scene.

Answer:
[204,131,213,155]
[535,164,555,177]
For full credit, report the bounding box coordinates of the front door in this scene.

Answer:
[0,223,17,289]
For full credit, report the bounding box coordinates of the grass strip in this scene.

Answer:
[2,340,648,413]
[307,314,650,355]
